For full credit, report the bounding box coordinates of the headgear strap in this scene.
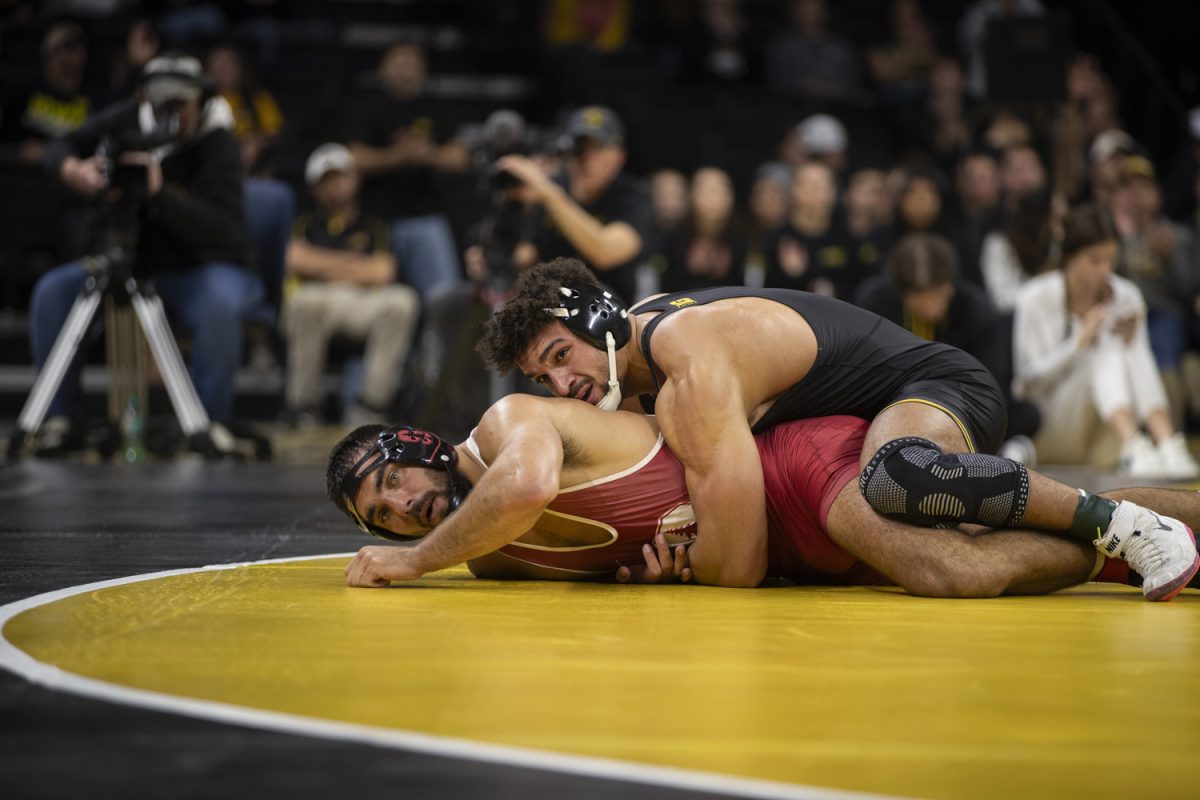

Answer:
[340,427,470,542]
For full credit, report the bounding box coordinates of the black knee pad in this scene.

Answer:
[858,437,1029,528]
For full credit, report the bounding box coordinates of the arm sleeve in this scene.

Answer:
[980,233,1023,313]
[1012,282,1081,400]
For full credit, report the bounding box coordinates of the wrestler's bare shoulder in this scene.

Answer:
[637,296,813,346]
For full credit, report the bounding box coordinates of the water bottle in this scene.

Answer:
[121,395,148,463]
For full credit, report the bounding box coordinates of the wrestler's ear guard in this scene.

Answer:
[543,285,630,351]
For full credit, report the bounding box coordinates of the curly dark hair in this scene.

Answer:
[476,257,601,373]
[325,423,388,518]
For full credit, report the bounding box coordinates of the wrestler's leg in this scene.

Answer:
[824,480,1095,598]
[862,401,1080,530]
[1099,486,1200,531]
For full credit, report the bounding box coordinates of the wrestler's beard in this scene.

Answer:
[594,331,623,412]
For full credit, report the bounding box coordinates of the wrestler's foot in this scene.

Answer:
[1096,502,1199,601]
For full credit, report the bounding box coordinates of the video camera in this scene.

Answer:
[95,121,179,201]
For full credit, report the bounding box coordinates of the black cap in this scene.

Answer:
[566,105,624,148]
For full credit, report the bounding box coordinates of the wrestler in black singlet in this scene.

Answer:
[633,287,1007,454]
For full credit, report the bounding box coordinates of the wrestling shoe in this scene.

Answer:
[1156,434,1200,480]
[1096,501,1199,601]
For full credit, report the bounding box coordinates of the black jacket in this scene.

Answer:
[43,97,247,273]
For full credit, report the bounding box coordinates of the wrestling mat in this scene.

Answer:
[3,553,1198,800]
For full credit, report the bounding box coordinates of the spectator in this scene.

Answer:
[646,168,689,265]
[892,168,947,238]
[0,23,92,163]
[490,105,652,303]
[346,41,470,303]
[999,143,1047,213]
[1109,155,1194,419]
[1012,205,1197,477]
[676,0,761,84]
[979,190,1053,312]
[204,42,283,177]
[660,166,746,292]
[281,144,420,427]
[764,160,851,297]
[30,55,261,452]
[107,18,161,100]
[1087,129,1136,207]
[842,167,892,298]
[855,231,1040,459]
[765,0,863,100]
[744,161,791,287]
[948,150,1001,285]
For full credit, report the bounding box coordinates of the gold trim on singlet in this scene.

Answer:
[880,398,976,453]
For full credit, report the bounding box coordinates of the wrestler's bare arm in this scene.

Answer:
[649,320,771,588]
[353,396,565,584]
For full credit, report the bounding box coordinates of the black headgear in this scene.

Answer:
[544,284,630,351]
[339,427,471,542]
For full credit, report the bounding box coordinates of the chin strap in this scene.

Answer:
[595,331,623,411]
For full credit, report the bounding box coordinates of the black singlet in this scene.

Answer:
[632,287,1007,454]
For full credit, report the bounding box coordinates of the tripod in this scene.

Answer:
[7,243,222,460]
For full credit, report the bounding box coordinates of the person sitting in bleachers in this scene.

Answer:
[855,231,1040,462]
[0,23,93,164]
[345,41,469,305]
[1012,204,1198,478]
[281,144,420,428]
[204,41,284,177]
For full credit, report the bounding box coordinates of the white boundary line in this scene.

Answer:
[0,554,905,800]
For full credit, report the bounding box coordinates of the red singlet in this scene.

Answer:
[473,416,886,584]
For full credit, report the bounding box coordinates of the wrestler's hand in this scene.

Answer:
[615,533,692,584]
[345,545,424,587]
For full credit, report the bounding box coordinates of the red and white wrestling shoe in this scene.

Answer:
[1096,501,1200,602]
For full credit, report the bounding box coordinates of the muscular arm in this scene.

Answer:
[286,239,396,287]
[405,396,564,576]
[651,334,769,588]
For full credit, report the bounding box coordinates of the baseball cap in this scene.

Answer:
[142,55,205,105]
[566,105,624,147]
[797,114,847,155]
[1089,129,1136,163]
[306,143,355,185]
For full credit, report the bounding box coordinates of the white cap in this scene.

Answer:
[305,143,355,185]
[1089,129,1136,163]
[797,114,847,155]
[142,55,205,105]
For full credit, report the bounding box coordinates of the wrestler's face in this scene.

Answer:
[351,464,453,538]
[519,322,612,405]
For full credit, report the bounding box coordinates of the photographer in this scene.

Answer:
[490,105,651,303]
[29,54,259,453]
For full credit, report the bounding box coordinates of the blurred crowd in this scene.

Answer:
[2,0,1200,474]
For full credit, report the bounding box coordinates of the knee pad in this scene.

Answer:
[859,437,1029,528]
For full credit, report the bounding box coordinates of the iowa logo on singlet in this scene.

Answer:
[668,298,696,309]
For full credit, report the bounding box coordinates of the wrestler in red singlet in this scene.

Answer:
[471,415,887,584]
